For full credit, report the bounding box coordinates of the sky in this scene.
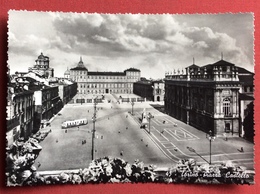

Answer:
[8,11,254,79]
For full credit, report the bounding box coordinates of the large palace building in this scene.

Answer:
[164,59,247,136]
[66,57,141,94]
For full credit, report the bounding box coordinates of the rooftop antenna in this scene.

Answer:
[80,56,82,62]
[193,57,195,64]
[221,52,223,60]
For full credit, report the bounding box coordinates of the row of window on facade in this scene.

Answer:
[78,83,133,88]
[72,75,139,80]
[78,89,133,94]
[192,97,232,117]
[34,65,48,69]
[71,71,139,76]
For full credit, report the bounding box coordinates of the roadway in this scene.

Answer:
[35,94,254,171]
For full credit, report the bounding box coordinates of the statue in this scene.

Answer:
[141,108,148,128]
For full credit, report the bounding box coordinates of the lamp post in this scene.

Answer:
[91,98,97,160]
[147,112,154,134]
[131,101,135,115]
[206,130,215,164]
[187,146,210,164]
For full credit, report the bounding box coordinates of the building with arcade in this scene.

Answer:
[164,59,250,137]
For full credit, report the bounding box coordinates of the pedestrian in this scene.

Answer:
[37,162,41,168]
[56,139,58,143]
[118,130,120,134]
[163,120,165,124]
[120,150,123,156]
[108,117,109,120]
[241,147,244,152]
[126,127,128,130]
[141,138,143,141]
[146,143,148,147]
[78,126,79,131]
[101,135,103,139]
[223,132,228,141]
[161,130,164,136]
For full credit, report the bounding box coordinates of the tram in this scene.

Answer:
[61,118,88,129]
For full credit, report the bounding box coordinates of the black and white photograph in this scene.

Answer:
[6,11,255,186]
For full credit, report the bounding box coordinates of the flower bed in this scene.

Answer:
[6,131,254,186]
[13,157,254,186]
[6,130,51,186]
[165,159,254,184]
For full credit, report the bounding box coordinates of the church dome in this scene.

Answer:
[38,52,45,59]
[37,52,49,60]
[78,56,85,67]
[64,68,70,75]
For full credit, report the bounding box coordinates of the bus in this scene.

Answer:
[61,118,88,129]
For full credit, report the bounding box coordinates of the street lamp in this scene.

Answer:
[91,98,97,160]
[131,101,135,115]
[147,112,154,134]
[206,130,215,164]
[186,146,210,164]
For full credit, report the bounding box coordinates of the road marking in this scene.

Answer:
[152,119,160,125]
[157,127,198,142]
[179,127,200,139]
[161,142,174,149]
[146,131,179,162]
[152,128,169,141]
[166,150,181,160]
[197,158,254,164]
[137,111,253,168]
[151,127,196,158]
[164,129,179,141]
[208,152,254,158]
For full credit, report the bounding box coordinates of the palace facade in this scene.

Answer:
[66,57,141,94]
[165,59,244,136]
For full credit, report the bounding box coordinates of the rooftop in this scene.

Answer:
[124,68,140,72]
[70,66,88,71]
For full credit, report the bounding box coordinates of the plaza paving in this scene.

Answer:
[35,94,254,171]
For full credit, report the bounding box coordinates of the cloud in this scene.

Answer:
[51,14,183,55]
[8,32,50,56]
[179,26,252,67]
[8,12,254,77]
[50,14,252,66]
